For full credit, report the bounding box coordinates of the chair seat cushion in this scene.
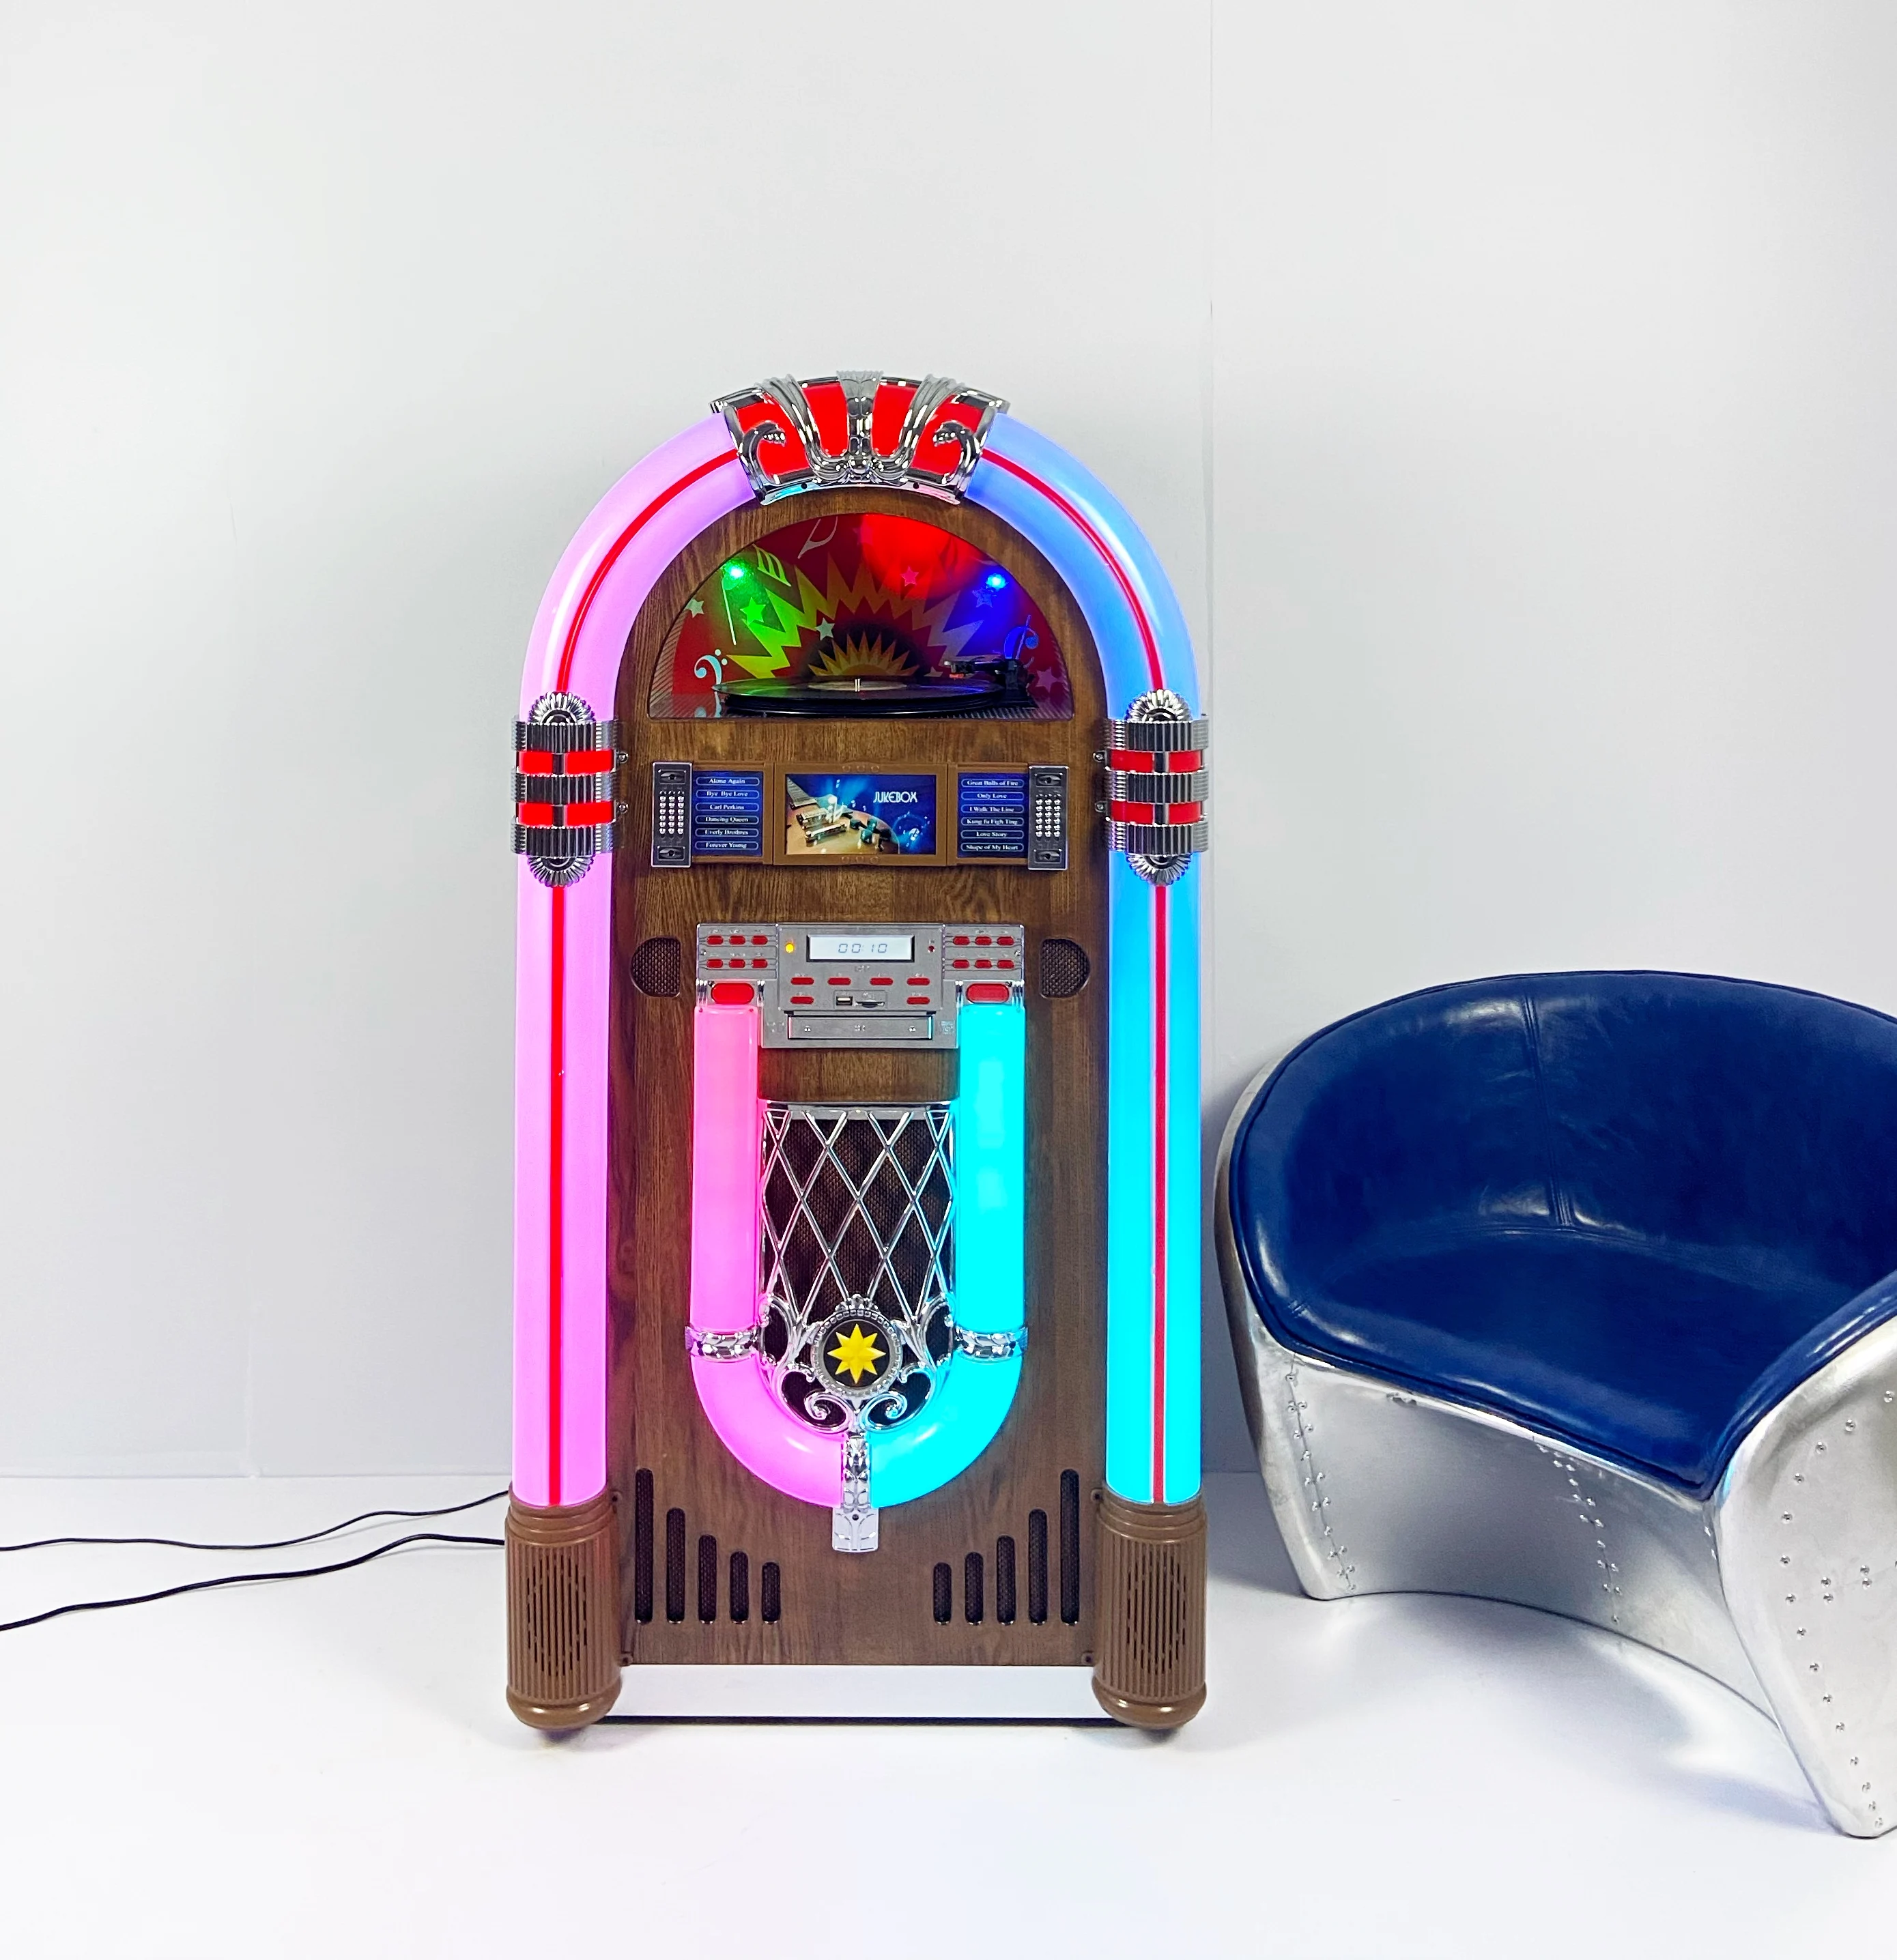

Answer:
[1227,972,1897,1495]
[1310,1224,1855,1488]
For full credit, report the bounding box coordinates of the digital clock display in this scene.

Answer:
[808,933,914,962]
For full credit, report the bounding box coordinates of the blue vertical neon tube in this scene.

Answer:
[1160,866,1202,1504]
[866,996,1025,1506]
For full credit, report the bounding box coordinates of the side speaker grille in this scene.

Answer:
[505,1492,620,1722]
[1092,1490,1208,1720]
[631,936,682,996]
[1038,938,1090,998]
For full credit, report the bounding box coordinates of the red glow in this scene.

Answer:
[852,511,983,605]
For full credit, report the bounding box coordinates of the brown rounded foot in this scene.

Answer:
[1090,1487,1208,1730]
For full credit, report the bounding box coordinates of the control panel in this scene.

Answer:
[694,921,1025,1050]
[651,761,691,867]
[650,762,1070,869]
[1027,764,1069,871]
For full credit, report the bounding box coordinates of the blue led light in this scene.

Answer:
[984,571,1008,590]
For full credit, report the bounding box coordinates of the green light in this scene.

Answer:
[722,560,749,586]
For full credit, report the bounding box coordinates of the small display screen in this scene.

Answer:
[785,773,937,857]
[808,932,915,962]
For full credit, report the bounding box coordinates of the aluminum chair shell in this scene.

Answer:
[1218,1072,1897,1838]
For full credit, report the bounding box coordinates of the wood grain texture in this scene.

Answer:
[608,489,1107,1667]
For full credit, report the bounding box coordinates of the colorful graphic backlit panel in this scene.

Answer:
[648,510,1072,720]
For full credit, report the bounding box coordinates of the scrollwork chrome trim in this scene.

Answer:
[685,1325,761,1361]
[951,1325,1027,1361]
[832,1430,879,1554]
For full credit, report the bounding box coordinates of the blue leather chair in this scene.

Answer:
[1217,971,1897,1836]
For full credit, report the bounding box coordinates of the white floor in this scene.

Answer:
[0,1473,1888,1958]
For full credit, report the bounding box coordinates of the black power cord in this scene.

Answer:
[0,1493,508,1636]
[0,1488,507,1555]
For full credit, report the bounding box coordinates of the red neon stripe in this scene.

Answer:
[553,450,735,694]
[1152,883,1169,1501]
[541,443,738,1505]
[547,882,565,1508]
[984,450,1165,692]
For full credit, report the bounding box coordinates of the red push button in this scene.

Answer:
[999,960,1016,970]
[827,976,850,986]
[870,976,893,988]
[952,935,969,945]
[951,958,969,969]
[966,982,1010,1004]
[707,957,724,968]
[975,935,992,945]
[907,996,929,1005]
[790,994,813,1005]
[707,934,724,945]
[998,935,1015,947]
[975,959,992,969]
[750,934,769,945]
[791,976,813,985]
[709,981,754,1005]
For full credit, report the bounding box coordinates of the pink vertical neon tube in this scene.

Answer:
[689,1000,762,1331]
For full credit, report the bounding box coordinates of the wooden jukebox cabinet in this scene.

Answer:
[507,375,1207,1727]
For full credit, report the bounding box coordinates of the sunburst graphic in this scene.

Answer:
[808,633,916,685]
[827,1322,887,1385]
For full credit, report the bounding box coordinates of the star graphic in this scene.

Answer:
[828,1323,886,1385]
[817,620,834,639]
[686,597,704,616]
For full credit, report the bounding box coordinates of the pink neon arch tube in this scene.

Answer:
[513,418,752,1508]
[687,998,844,1505]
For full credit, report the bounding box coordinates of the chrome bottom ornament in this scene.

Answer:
[1216,1101,1897,1837]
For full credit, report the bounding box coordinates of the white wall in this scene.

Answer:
[2,2,1894,1476]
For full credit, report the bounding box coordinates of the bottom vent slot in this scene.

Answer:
[1059,1470,1081,1624]
[760,1560,782,1624]
[665,1508,686,1623]
[932,1561,953,1624]
[1027,1509,1049,1623]
[728,1551,750,1623]
[633,1469,655,1624]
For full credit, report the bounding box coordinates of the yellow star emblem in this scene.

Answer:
[828,1323,886,1385]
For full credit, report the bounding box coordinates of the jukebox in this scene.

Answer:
[507,374,1208,1727]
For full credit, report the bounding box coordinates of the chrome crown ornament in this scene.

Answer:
[712,371,1008,504]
